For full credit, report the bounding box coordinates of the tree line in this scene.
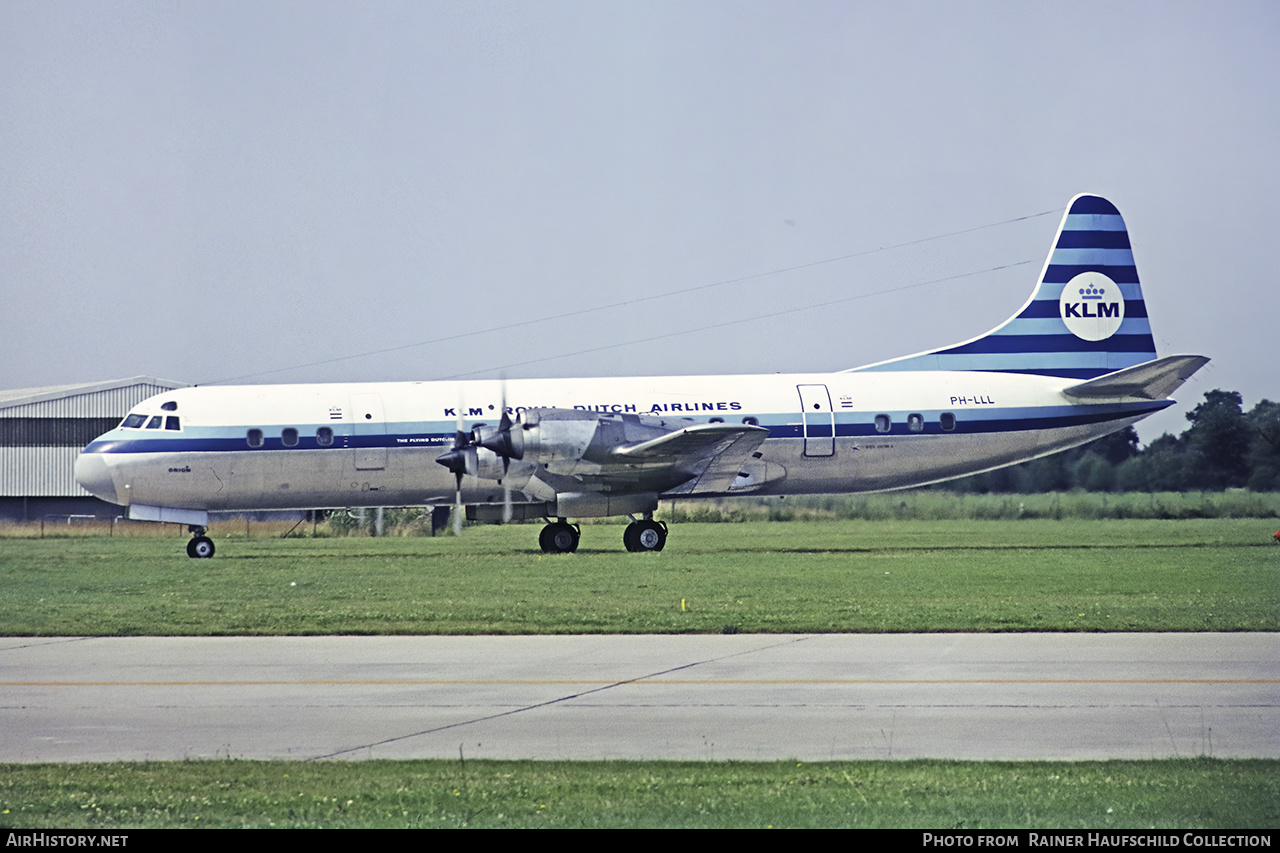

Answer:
[946,390,1280,493]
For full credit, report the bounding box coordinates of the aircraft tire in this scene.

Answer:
[187,536,215,559]
[625,519,666,553]
[539,521,579,554]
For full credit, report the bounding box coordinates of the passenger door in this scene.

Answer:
[350,393,387,470]
[797,384,834,457]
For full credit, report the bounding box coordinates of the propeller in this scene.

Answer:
[473,403,523,472]
[435,408,476,535]
[435,383,525,527]
[472,383,524,522]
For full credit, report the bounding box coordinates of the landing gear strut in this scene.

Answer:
[539,519,580,553]
[186,525,215,559]
[623,518,667,552]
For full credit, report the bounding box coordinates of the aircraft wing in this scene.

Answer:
[614,422,770,494]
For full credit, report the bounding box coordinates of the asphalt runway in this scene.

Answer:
[2,633,1276,763]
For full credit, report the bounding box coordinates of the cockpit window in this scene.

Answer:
[121,414,147,429]
[145,416,163,430]
[165,416,181,431]
[161,401,178,411]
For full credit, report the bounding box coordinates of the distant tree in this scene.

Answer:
[1119,432,1188,492]
[1071,451,1115,492]
[1246,399,1280,491]
[1090,426,1141,465]
[1182,390,1251,489]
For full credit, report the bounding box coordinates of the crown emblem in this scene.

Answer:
[1079,284,1106,300]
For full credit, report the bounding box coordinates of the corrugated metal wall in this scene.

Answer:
[0,447,82,496]
[1,381,184,496]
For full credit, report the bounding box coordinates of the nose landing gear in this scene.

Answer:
[186,525,215,559]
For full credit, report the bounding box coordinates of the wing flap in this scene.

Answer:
[613,423,770,495]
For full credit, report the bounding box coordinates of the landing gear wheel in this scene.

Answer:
[623,519,667,552]
[186,536,215,559]
[539,521,580,553]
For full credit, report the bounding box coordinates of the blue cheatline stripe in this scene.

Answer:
[1043,263,1139,283]
[1055,230,1132,249]
[1018,299,1148,319]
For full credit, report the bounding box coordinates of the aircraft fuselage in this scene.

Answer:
[75,370,1166,514]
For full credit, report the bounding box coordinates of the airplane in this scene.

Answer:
[74,193,1208,557]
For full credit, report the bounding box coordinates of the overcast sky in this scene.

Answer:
[2,0,1275,442]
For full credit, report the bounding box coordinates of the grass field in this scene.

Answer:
[1,758,1275,829]
[0,519,1274,635]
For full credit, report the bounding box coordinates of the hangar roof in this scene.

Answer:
[0,377,187,417]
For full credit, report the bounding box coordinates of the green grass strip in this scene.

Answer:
[1,758,1275,829]
[1,520,1276,635]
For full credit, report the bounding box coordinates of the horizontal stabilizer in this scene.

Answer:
[1062,355,1209,400]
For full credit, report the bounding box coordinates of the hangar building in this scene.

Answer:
[0,376,185,522]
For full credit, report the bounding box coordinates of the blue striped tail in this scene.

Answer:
[851,194,1157,379]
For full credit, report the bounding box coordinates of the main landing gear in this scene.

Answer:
[538,516,668,553]
[186,525,215,559]
[539,519,581,553]
[623,518,667,552]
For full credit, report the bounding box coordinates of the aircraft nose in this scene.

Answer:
[74,452,120,504]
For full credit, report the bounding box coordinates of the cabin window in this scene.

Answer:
[246,428,265,448]
[908,413,924,432]
[282,427,299,447]
[165,416,181,431]
[874,414,891,433]
[709,417,724,423]
[742,416,759,426]
[940,412,957,431]
[316,427,334,447]
[145,416,163,430]
[161,401,178,411]
[121,413,147,429]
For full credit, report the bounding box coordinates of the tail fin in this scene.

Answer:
[850,194,1157,379]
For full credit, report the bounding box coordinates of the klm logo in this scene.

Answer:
[1059,273,1125,341]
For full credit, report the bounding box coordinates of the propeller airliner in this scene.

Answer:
[75,194,1207,556]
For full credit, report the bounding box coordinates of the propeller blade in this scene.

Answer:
[453,474,463,536]
[453,404,465,535]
